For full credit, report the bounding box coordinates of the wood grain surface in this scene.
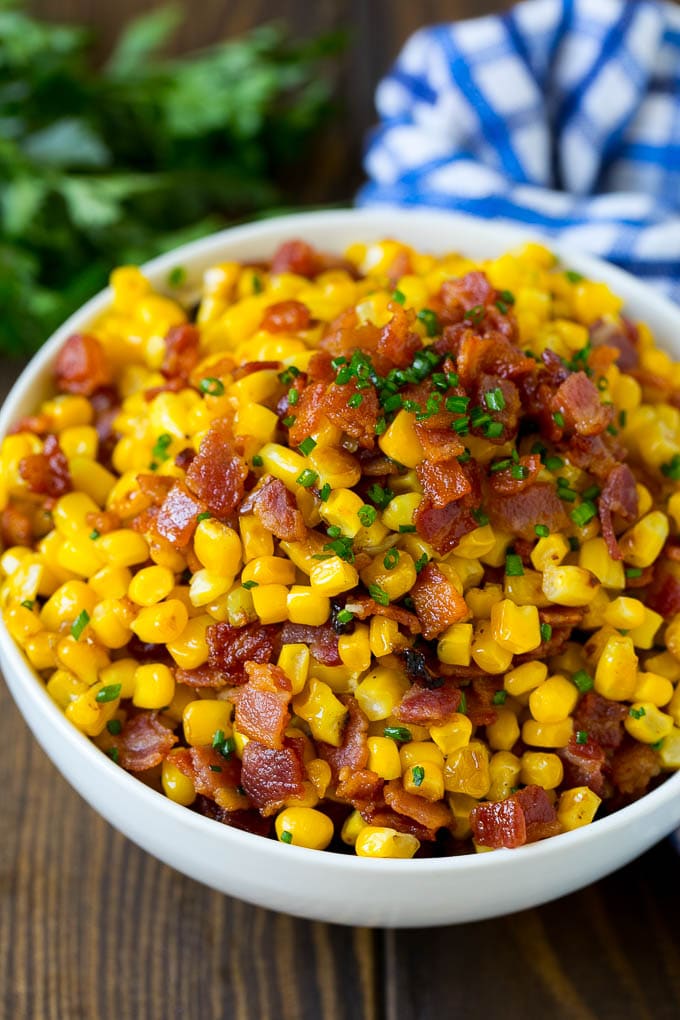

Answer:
[7,2,680,1017]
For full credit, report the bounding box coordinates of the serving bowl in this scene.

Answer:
[1,207,679,928]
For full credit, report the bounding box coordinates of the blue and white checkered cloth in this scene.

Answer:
[359,0,680,302]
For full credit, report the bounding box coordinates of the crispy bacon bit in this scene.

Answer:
[599,464,638,559]
[467,676,500,726]
[85,509,120,535]
[161,324,200,381]
[136,473,175,505]
[260,300,311,334]
[280,622,341,665]
[383,780,452,830]
[194,795,273,837]
[611,740,661,795]
[416,457,471,508]
[9,413,51,436]
[110,712,177,772]
[361,805,435,841]
[240,738,306,815]
[175,665,225,688]
[573,692,627,750]
[395,682,461,725]
[245,477,306,542]
[489,454,541,495]
[550,371,613,436]
[590,318,639,372]
[336,766,383,810]
[415,497,478,555]
[233,662,292,750]
[1,505,32,546]
[448,329,534,388]
[411,562,469,640]
[155,482,207,549]
[270,239,358,279]
[538,605,585,628]
[185,418,248,519]
[206,622,277,685]
[19,434,71,497]
[470,785,558,849]
[173,746,241,797]
[413,424,465,463]
[377,303,423,369]
[317,697,369,780]
[647,567,680,616]
[488,482,569,542]
[558,736,607,796]
[345,595,421,633]
[55,333,111,396]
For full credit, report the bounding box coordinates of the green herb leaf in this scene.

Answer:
[384,726,412,742]
[368,583,390,606]
[571,670,594,693]
[298,437,316,456]
[505,553,524,577]
[95,683,122,703]
[71,609,90,640]
[411,765,425,787]
[280,830,293,843]
[358,505,377,528]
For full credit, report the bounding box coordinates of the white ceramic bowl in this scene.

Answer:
[1,208,679,928]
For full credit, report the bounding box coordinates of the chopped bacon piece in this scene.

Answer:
[193,795,273,837]
[538,605,585,628]
[317,697,369,780]
[154,482,207,549]
[336,766,383,810]
[473,374,521,442]
[565,433,623,480]
[1,504,32,546]
[647,567,680,616]
[489,454,541,495]
[599,464,638,560]
[517,785,561,842]
[413,424,465,463]
[173,746,241,797]
[416,457,471,509]
[240,738,306,815]
[361,805,436,841]
[289,376,379,450]
[470,785,558,848]
[383,780,452,830]
[611,740,661,795]
[233,662,292,750]
[411,562,469,640]
[270,239,358,279]
[488,482,569,542]
[161,324,200,381]
[175,665,225,688]
[550,371,613,436]
[449,329,534,389]
[590,318,639,372]
[19,434,71,497]
[558,736,607,796]
[467,676,500,726]
[8,413,51,436]
[573,692,627,750]
[185,418,248,519]
[376,303,422,369]
[415,497,478,555]
[280,622,341,665]
[136,473,175,505]
[85,509,120,535]
[55,333,111,396]
[109,712,177,772]
[395,682,461,725]
[260,300,311,333]
[345,595,421,633]
[245,477,306,542]
[206,622,277,685]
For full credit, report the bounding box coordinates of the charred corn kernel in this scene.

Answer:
[529,674,579,723]
[399,741,445,770]
[504,660,548,696]
[520,751,564,789]
[133,663,175,709]
[89,565,132,600]
[404,761,445,801]
[276,807,334,850]
[239,515,274,560]
[189,569,233,608]
[437,623,473,666]
[68,458,117,505]
[193,520,242,575]
[319,487,365,537]
[309,556,359,596]
[490,599,541,654]
[454,525,497,559]
[100,658,138,699]
[504,569,551,607]
[558,787,602,830]
[522,717,573,748]
[167,614,211,669]
[40,579,97,631]
[618,511,669,568]
[308,447,361,490]
[488,751,522,800]
[382,493,422,532]
[659,728,680,768]
[578,537,625,589]
[341,810,366,846]
[3,605,42,644]
[182,699,232,747]
[24,630,58,670]
[542,564,599,606]
[98,530,149,568]
[88,598,133,649]
[251,583,289,624]
[448,793,478,839]
[430,714,473,755]
[486,708,521,751]
[355,826,420,859]
[286,586,330,626]
[338,623,371,671]
[531,533,570,572]
[243,556,296,587]
[52,492,100,535]
[307,758,332,798]
[378,411,425,468]
[645,651,680,683]
[46,669,87,708]
[293,678,347,746]
[594,633,638,700]
[444,742,491,797]
[66,682,118,736]
[368,615,403,657]
[355,666,408,721]
[367,736,402,780]
[162,756,196,806]
[471,621,514,674]
[130,598,188,644]
[258,442,306,491]
[277,642,310,695]
[629,607,663,650]
[625,702,674,744]
[234,402,278,443]
[128,565,174,606]
[633,671,673,707]
[60,425,98,460]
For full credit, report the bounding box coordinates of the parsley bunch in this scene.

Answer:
[0,1,341,354]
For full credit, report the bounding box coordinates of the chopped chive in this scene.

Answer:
[545,455,564,471]
[565,270,584,283]
[534,524,550,538]
[348,393,363,409]
[296,469,318,488]
[399,524,416,533]
[505,553,524,577]
[411,765,425,787]
[576,730,589,745]
[20,599,34,610]
[568,536,580,552]
[151,433,172,463]
[252,454,263,467]
[282,415,296,428]
[497,289,515,305]
[374,417,387,436]
[651,738,665,751]
[582,485,600,500]
[445,395,470,414]
[319,483,331,502]
[106,718,122,735]
[209,764,222,773]
[553,411,565,428]
[280,830,293,844]
[71,610,90,640]
[414,553,429,573]
[368,583,390,606]
[384,726,412,742]
[492,690,507,705]
[625,567,642,578]
[327,526,342,538]
[618,410,627,428]
[323,536,355,563]
[457,448,471,463]
[95,683,121,704]
[572,669,594,693]
[540,622,552,642]
[484,421,504,438]
[417,308,439,337]
[392,289,406,304]
[367,483,394,510]
[167,265,186,287]
[484,387,506,411]
[464,304,485,325]
[661,454,680,480]
[459,691,467,715]
[298,437,317,457]
[452,417,470,435]
[629,706,646,719]
[511,464,528,480]
[107,747,120,764]
[472,508,489,526]
[383,547,400,570]
[287,388,299,406]
[558,486,577,503]
[242,580,258,590]
[570,501,598,527]
[199,377,225,397]
[490,458,512,473]
[382,393,403,413]
[336,609,354,625]
[252,273,264,294]
[89,529,100,540]
[358,505,377,528]
[196,511,212,522]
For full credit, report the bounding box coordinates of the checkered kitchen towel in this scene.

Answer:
[359,0,680,302]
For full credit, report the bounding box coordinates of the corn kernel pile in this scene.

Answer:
[1,236,679,858]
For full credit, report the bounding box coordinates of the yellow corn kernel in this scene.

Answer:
[594,633,638,700]
[239,515,274,560]
[403,761,445,801]
[258,442,306,491]
[166,685,198,726]
[448,793,478,840]
[454,525,497,560]
[52,491,100,535]
[60,425,98,460]
[2,604,42,645]
[68,458,117,506]
[542,564,599,606]
[100,657,138,699]
[183,699,232,747]
[40,579,97,631]
[293,678,348,746]
[557,787,602,830]
[275,807,334,850]
[488,751,522,801]
[46,669,87,709]
[98,529,149,568]
[522,718,573,748]
[367,736,402,780]
[55,634,109,684]
[529,674,579,723]
[382,493,422,532]
[437,622,473,666]
[162,755,196,806]
[89,565,133,600]
[319,487,365,537]
[618,511,669,568]
[635,484,653,518]
[530,533,570,572]
[127,565,174,607]
[242,555,295,587]
[308,446,361,490]
[429,714,473,755]
[24,630,59,671]
[89,597,134,649]
[54,530,104,577]
[602,596,645,630]
[46,393,94,430]
[307,661,356,694]
[355,826,420,859]
[167,614,211,670]
[659,728,680,769]
[309,556,359,596]
[504,660,548,696]
[368,615,404,657]
[479,530,512,569]
[668,687,680,728]
[520,751,564,790]
[471,621,513,674]
[251,583,289,624]
[234,402,279,443]
[277,642,310,695]
[645,651,680,683]
[130,598,189,644]
[341,810,366,846]
[490,599,541,655]
[486,708,521,751]
[504,569,551,607]
[444,742,491,797]
[625,702,674,744]
[633,671,673,707]
[193,519,242,576]
[578,537,625,588]
[189,569,233,608]
[65,682,118,737]
[287,586,330,626]
[132,663,175,709]
[355,666,408,721]
[459,585,501,620]
[338,623,371,671]
[378,410,425,468]
[629,607,663,650]
[399,741,445,770]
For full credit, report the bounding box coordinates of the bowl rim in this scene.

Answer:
[1,205,679,874]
